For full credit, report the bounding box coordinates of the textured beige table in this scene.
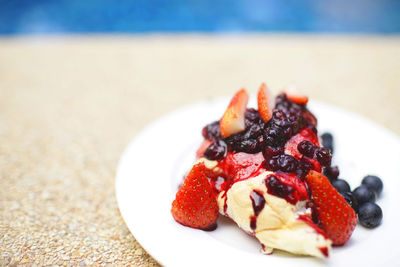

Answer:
[1,35,399,266]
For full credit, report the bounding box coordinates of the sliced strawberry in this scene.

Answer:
[196,139,213,158]
[306,171,357,245]
[171,163,219,230]
[283,87,309,105]
[220,89,249,138]
[257,83,274,123]
[286,93,309,105]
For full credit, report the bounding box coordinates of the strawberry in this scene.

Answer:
[286,93,309,105]
[257,83,274,123]
[220,89,249,138]
[283,88,309,105]
[171,163,219,230]
[306,170,357,245]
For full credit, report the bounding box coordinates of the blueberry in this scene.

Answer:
[265,176,294,198]
[225,134,260,153]
[352,185,376,205]
[272,110,287,127]
[297,140,315,158]
[358,202,383,228]
[264,127,284,146]
[264,156,280,171]
[237,139,259,153]
[332,179,351,194]
[263,145,284,158]
[315,148,332,167]
[256,135,265,148]
[341,192,359,212]
[202,121,220,140]
[245,108,261,122]
[245,124,263,139]
[362,175,383,197]
[275,93,287,104]
[282,125,293,139]
[277,154,298,173]
[287,112,301,134]
[203,140,227,160]
[296,159,312,180]
[323,165,340,180]
[321,132,334,153]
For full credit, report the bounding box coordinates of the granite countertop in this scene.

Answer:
[1,35,399,266]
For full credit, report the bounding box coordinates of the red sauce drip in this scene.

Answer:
[250,190,265,216]
[249,190,266,231]
[318,246,329,257]
[297,214,327,238]
[250,216,257,230]
[205,152,266,215]
[205,171,233,195]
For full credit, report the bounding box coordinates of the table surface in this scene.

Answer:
[1,35,399,266]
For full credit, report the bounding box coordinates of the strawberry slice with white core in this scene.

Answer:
[283,87,309,105]
[257,83,274,123]
[287,94,308,105]
[220,89,249,138]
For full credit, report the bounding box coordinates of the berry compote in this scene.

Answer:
[200,92,329,183]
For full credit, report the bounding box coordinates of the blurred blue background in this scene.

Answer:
[1,0,400,35]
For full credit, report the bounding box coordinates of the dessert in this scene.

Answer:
[171,83,382,258]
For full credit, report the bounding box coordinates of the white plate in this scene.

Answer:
[116,98,400,267]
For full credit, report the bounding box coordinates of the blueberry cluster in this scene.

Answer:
[201,121,226,160]
[264,154,314,179]
[224,108,265,154]
[321,133,383,228]
[257,102,321,178]
[297,140,332,167]
[202,94,316,165]
[202,92,385,230]
[331,175,383,228]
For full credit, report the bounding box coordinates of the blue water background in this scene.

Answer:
[1,0,400,34]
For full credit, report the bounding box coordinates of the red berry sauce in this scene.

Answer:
[250,190,266,230]
[297,214,327,238]
[319,246,329,257]
[198,92,333,233]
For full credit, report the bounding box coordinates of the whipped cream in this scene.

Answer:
[198,157,332,258]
